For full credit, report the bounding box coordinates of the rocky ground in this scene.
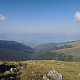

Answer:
[0,60,80,80]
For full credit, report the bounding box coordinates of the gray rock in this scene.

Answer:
[10,68,17,73]
[47,70,62,80]
[43,75,50,80]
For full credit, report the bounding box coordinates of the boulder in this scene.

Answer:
[10,68,17,73]
[47,70,62,80]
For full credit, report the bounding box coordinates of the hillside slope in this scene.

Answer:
[0,40,34,53]
[0,40,34,60]
[32,40,80,61]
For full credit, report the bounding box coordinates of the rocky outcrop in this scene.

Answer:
[43,70,62,80]
[47,70,62,80]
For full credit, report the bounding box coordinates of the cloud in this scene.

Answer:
[0,14,6,21]
[75,11,80,22]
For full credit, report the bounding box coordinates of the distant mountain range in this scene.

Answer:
[0,40,80,61]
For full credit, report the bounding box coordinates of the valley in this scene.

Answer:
[0,40,80,61]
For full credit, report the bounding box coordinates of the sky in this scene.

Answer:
[0,0,80,43]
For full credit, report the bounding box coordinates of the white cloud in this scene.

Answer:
[0,14,6,21]
[75,11,80,22]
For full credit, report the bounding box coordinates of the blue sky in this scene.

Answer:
[0,0,80,43]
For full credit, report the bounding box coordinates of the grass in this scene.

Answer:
[50,41,80,57]
[0,60,80,80]
[55,46,80,57]
[17,60,80,80]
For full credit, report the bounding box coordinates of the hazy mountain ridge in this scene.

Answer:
[0,40,34,53]
[0,40,34,60]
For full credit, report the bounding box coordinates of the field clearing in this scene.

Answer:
[18,60,80,80]
[0,60,80,80]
